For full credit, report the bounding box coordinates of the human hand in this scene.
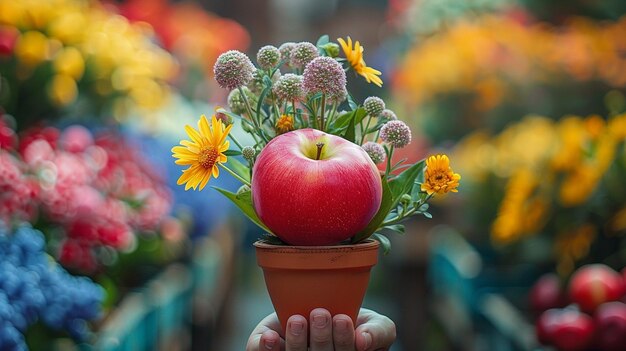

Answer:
[246,308,396,351]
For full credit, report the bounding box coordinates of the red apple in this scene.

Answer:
[530,273,567,315]
[594,302,626,351]
[569,264,625,313]
[536,307,594,351]
[252,128,382,245]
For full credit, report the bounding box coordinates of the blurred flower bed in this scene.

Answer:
[0,0,249,348]
[0,0,177,127]
[392,13,626,143]
[453,112,626,275]
[115,0,250,101]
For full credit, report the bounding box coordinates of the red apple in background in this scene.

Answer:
[568,264,625,313]
[536,307,594,351]
[252,128,382,246]
[530,273,567,315]
[594,302,626,351]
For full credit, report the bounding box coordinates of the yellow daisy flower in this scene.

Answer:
[337,37,383,87]
[172,115,232,191]
[421,155,461,195]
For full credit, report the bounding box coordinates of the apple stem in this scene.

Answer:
[315,142,325,160]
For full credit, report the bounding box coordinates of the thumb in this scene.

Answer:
[355,315,396,351]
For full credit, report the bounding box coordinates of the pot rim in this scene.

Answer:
[253,239,380,269]
[253,238,379,253]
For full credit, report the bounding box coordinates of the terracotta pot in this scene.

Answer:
[254,239,379,331]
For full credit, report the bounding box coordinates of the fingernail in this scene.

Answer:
[362,332,372,349]
[334,319,348,331]
[291,321,304,336]
[264,339,275,350]
[313,314,328,328]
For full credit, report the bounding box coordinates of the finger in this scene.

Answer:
[309,308,333,351]
[355,311,396,351]
[285,315,308,351]
[246,313,283,351]
[260,330,284,351]
[332,314,356,351]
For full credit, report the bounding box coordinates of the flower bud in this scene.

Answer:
[242,146,256,161]
[236,184,251,198]
[290,42,319,69]
[257,45,281,70]
[322,43,340,58]
[364,96,385,117]
[380,109,397,121]
[361,142,385,164]
[400,194,412,206]
[214,109,233,126]
[227,86,256,115]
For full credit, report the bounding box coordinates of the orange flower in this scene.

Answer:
[421,155,461,195]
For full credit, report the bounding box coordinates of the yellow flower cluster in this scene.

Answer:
[454,113,626,265]
[394,15,626,110]
[1,0,176,117]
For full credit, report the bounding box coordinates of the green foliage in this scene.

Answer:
[213,186,273,234]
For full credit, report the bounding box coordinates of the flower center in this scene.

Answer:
[432,171,448,185]
[198,146,218,169]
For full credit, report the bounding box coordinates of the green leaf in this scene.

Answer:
[227,157,251,183]
[347,92,358,110]
[213,186,273,234]
[256,86,271,118]
[307,92,323,105]
[223,150,242,156]
[352,176,393,243]
[333,111,354,129]
[388,160,425,200]
[383,224,405,234]
[422,212,432,219]
[316,34,330,48]
[372,233,391,254]
[343,107,367,143]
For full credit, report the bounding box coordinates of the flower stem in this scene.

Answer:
[384,145,394,178]
[219,163,251,187]
[320,93,326,131]
[361,115,373,144]
[238,86,268,142]
[228,133,243,150]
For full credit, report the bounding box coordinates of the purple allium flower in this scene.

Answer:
[279,42,296,66]
[362,142,386,164]
[257,45,281,70]
[328,87,348,104]
[213,50,255,90]
[302,56,346,97]
[364,96,385,117]
[290,42,319,69]
[380,109,397,121]
[380,120,412,148]
[273,73,304,101]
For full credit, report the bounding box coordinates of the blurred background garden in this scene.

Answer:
[1,0,626,350]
